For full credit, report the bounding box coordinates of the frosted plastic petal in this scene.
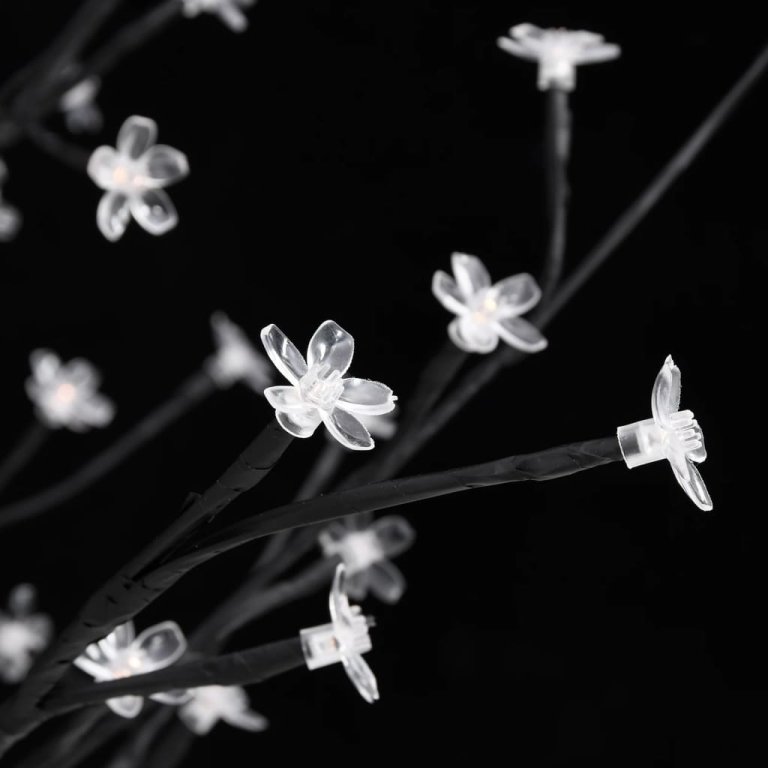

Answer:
[451,253,491,298]
[87,146,120,189]
[448,317,498,354]
[134,621,186,672]
[307,320,355,376]
[577,44,621,64]
[277,409,322,438]
[179,703,217,735]
[669,454,713,512]
[117,116,157,160]
[323,408,373,451]
[337,379,396,415]
[260,324,308,385]
[372,516,415,558]
[74,394,115,428]
[651,355,681,426]
[263,385,307,412]
[226,708,269,731]
[129,188,178,235]
[342,652,379,703]
[367,560,406,604]
[343,570,370,601]
[112,622,135,649]
[151,689,192,705]
[73,655,107,679]
[490,273,542,316]
[97,191,130,242]
[107,695,143,719]
[431,270,467,316]
[64,359,99,389]
[30,350,59,384]
[497,36,536,60]
[144,145,189,186]
[494,316,548,352]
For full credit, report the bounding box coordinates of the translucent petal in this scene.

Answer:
[337,379,395,416]
[64,359,99,390]
[73,654,107,680]
[341,652,379,703]
[87,146,120,189]
[497,36,537,60]
[107,695,143,719]
[129,188,178,236]
[576,43,621,64]
[276,409,322,438]
[151,689,192,705]
[134,621,186,673]
[307,320,354,376]
[432,270,467,316]
[260,324,308,385]
[218,3,249,32]
[263,385,307,412]
[25,615,53,645]
[372,516,415,558]
[448,317,498,354]
[368,560,406,604]
[225,708,269,732]
[323,408,373,451]
[318,521,350,551]
[687,421,707,463]
[651,355,682,426]
[143,145,189,186]
[179,702,217,735]
[97,191,130,242]
[490,273,542,316]
[73,394,115,428]
[344,569,370,601]
[329,565,351,629]
[8,584,35,617]
[494,316,548,353]
[451,253,491,298]
[669,454,713,512]
[111,622,135,649]
[117,116,157,160]
[29,350,59,384]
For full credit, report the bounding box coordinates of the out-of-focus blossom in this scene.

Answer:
[179,685,268,735]
[206,312,272,393]
[182,0,255,33]
[59,77,103,134]
[0,584,53,684]
[0,158,21,242]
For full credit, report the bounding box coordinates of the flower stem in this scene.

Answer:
[0,421,49,497]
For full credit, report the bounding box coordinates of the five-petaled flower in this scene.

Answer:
[617,355,712,511]
[206,312,272,393]
[179,685,268,735]
[87,115,189,241]
[0,584,53,684]
[319,515,416,604]
[432,253,547,354]
[498,23,620,91]
[261,320,397,451]
[74,620,189,718]
[300,564,379,703]
[181,0,255,33]
[26,349,115,431]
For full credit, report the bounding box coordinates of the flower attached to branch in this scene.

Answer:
[179,685,268,735]
[261,320,397,451]
[74,620,189,718]
[432,253,547,354]
[497,23,620,91]
[206,312,273,393]
[617,355,712,511]
[0,584,53,684]
[87,115,189,242]
[181,0,255,33]
[59,77,103,134]
[26,349,115,431]
[319,515,416,604]
[300,564,379,703]
[0,158,21,242]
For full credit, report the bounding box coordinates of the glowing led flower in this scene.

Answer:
[0,584,53,684]
[205,312,272,393]
[432,253,547,354]
[26,349,114,431]
[617,355,712,511]
[300,564,378,703]
[74,620,189,718]
[319,516,415,604]
[261,320,397,451]
[498,23,620,91]
[87,115,189,241]
[179,685,268,735]
[59,77,103,134]
[0,158,21,242]
[182,0,254,32]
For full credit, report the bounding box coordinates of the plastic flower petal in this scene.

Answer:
[300,564,378,703]
[59,77,103,134]
[205,312,272,393]
[433,253,547,354]
[87,115,189,241]
[0,158,21,242]
[498,23,620,91]
[179,685,268,735]
[0,584,53,684]
[617,355,713,511]
[261,320,396,450]
[319,516,416,604]
[25,349,115,431]
[182,0,255,32]
[74,620,188,718]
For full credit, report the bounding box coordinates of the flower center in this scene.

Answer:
[54,382,77,406]
[299,364,344,412]
[468,292,498,325]
[110,651,145,679]
[111,162,148,192]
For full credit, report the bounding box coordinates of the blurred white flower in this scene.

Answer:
[0,584,53,684]
[26,349,114,431]
[182,0,255,33]
[87,115,189,241]
[0,158,21,242]
[179,685,268,735]
[59,77,103,134]
[74,620,189,718]
[206,312,272,393]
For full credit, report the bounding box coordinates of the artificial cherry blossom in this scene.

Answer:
[0,585,52,684]
[206,312,272,393]
[179,685,268,735]
[182,0,254,33]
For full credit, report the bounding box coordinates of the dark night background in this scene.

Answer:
[0,2,766,766]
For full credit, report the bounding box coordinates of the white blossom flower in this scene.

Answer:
[182,0,255,33]
[498,23,620,91]
[87,115,189,242]
[205,312,272,393]
[300,564,378,703]
[26,349,115,431]
[74,620,189,718]
[432,253,547,354]
[0,584,53,684]
[617,356,712,511]
[319,516,415,604]
[59,77,103,134]
[261,320,397,451]
[179,685,268,735]
[0,158,21,242]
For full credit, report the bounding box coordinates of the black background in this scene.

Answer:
[1,2,767,766]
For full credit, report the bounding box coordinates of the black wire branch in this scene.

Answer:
[42,638,305,715]
[0,421,49,497]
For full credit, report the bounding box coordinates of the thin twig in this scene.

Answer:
[0,421,49,497]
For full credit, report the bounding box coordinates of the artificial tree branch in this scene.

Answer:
[0,421,49,497]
